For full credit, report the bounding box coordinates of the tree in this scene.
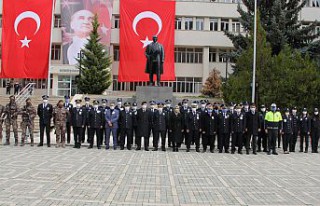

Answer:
[226,0,320,56]
[201,69,222,97]
[76,14,112,94]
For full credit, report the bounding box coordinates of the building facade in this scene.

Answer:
[0,0,320,96]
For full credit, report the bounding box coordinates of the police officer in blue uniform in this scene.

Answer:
[71,99,86,148]
[282,108,293,154]
[119,102,134,150]
[82,97,92,143]
[153,102,167,151]
[64,95,73,144]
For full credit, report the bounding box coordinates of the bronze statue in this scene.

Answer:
[145,36,164,86]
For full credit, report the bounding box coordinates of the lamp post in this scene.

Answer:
[77,50,84,76]
[252,0,257,103]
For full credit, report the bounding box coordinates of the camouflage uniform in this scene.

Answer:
[20,104,37,146]
[53,106,69,148]
[5,101,19,145]
[0,105,5,145]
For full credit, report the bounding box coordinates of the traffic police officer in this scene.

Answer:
[264,103,282,155]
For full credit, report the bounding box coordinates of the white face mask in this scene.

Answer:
[85,101,89,105]
[303,111,307,115]
[166,104,171,108]
[183,103,188,107]
[261,108,266,112]
[201,104,206,108]
[93,105,99,109]
[192,108,197,112]
[133,106,137,110]
[142,105,147,109]
[43,100,48,104]
[285,112,290,116]
[125,107,130,111]
[251,108,256,112]
[102,103,107,107]
[236,109,241,113]
[292,110,297,114]
[76,104,81,108]
[244,106,249,109]
[230,107,234,111]
[110,106,115,110]
[315,112,319,115]
[158,108,163,113]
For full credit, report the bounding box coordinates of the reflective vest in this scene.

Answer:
[265,111,282,129]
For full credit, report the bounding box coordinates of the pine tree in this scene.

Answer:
[76,14,112,94]
[226,0,320,56]
[201,69,222,97]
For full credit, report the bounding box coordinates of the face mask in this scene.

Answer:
[230,107,234,111]
[251,108,256,112]
[76,104,81,108]
[271,107,276,112]
[151,105,156,109]
[261,108,266,112]
[208,109,213,113]
[117,102,122,107]
[65,99,70,104]
[222,109,227,113]
[142,105,147,109]
[201,104,206,108]
[166,104,171,108]
[303,111,307,115]
[93,105,99,109]
[110,106,115,110]
[43,100,48,104]
[125,107,130,111]
[236,109,241,113]
[133,106,137,110]
[174,109,179,113]
[244,106,249,109]
[285,112,290,116]
[85,101,89,105]
[315,112,319,115]
[183,103,188,107]
[292,110,297,115]
[192,108,196,112]
[102,103,107,107]
[158,108,163,112]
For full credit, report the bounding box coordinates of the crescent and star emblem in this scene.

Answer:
[132,11,162,48]
[14,11,41,48]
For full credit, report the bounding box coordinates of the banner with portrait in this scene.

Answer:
[61,0,113,65]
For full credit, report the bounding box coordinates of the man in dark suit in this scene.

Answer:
[37,95,53,147]
[71,99,86,148]
[105,102,120,150]
[149,100,157,146]
[88,100,104,149]
[180,99,190,147]
[164,99,173,148]
[64,95,73,144]
[119,102,133,150]
[231,105,246,154]
[82,97,92,143]
[217,104,231,153]
[202,103,217,153]
[136,101,151,151]
[247,103,260,154]
[186,103,202,152]
[153,102,167,151]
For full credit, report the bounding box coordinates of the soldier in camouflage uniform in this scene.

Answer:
[53,100,69,148]
[4,95,19,146]
[20,98,37,146]
[0,104,5,145]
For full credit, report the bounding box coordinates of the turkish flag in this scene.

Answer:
[119,0,175,82]
[1,0,55,79]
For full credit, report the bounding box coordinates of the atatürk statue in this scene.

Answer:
[145,36,164,86]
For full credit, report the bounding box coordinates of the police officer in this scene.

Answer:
[99,99,108,146]
[119,102,134,150]
[290,107,300,152]
[131,102,139,147]
[258,105,267,152]
[202,103,217,153]
[247,103,260,155]
[64,95,73,144]
[300,108,310,153]
[71,99,86,148]
[105,102,119,150]
[169,105,183,152]
[186,102,202,152]
[282,108,293,154]
[20,98,37,146]
[88,100,104,149]
[53,100,69,148]
[4,95,19,146]
[37,95,53,147]
[198,100,207,147]
[82,97,92,143]
[311,108,320,153]
[265,103,282,155]
[116,98,124,111]
[0,104,5,145]
[136,101,151,151]
[164,99,173,147]
[217,104,231,153]
[149,100,157,144]
[231,105,246,154]
[153,102,167,151]
[180,99,190,147]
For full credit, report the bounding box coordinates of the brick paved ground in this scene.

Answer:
[0,134,320,206]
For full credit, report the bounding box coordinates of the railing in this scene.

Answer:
[15,83,36,106]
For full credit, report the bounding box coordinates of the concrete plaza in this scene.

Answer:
[0,140,320,206]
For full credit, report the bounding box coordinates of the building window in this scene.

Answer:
[51,44,61,60]
[231,20,241,33]
[113,45,120,61]
[209,18,219,31]
[221,19,229,31]
[209,48,217,62]
[175,47,203,64]
[113,16,120,29]
[196,18,204,31]
[175,17,182,30]
[185,17,193,30]
[54,15,61,28]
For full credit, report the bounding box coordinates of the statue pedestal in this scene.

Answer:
[135,86,175,105]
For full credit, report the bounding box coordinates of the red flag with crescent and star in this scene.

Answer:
[1,0,55,78]
[119,0,175,82]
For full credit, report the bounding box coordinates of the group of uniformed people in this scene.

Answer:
[0,95,319,155]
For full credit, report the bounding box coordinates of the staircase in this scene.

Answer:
[15,83,36,106]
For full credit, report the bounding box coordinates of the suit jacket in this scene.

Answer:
[89,108,104,129]
[231,112,246,133]
[282,115,293,134]
[218,112,231,134]
[82,105,93,125]
[105,109,119,129]
[137,108,150,137]
[37,103,53,125]
[154,110,167,131]
[300,115,311,134]
[119,110,133,129]
[71,107,86,128]
[247,111,260,136]
[202,112,217,135]
[64,103,73,123]
[187,111,202,131]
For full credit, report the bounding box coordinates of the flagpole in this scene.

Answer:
[47,0,55,96]
[251,0,257,103]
